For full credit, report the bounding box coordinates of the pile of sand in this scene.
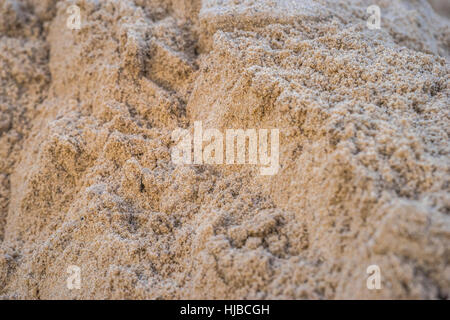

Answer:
[0,0,449,299]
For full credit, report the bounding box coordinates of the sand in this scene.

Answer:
[0,0,449,299]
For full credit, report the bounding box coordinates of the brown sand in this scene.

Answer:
[0,0,449,299]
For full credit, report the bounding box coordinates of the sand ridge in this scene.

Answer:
[0,0,449,299]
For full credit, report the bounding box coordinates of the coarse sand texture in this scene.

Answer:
[0,0,449,299]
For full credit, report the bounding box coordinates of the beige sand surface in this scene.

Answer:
[0,0,449,299]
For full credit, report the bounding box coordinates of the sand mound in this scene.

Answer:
[0,0,449,299]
